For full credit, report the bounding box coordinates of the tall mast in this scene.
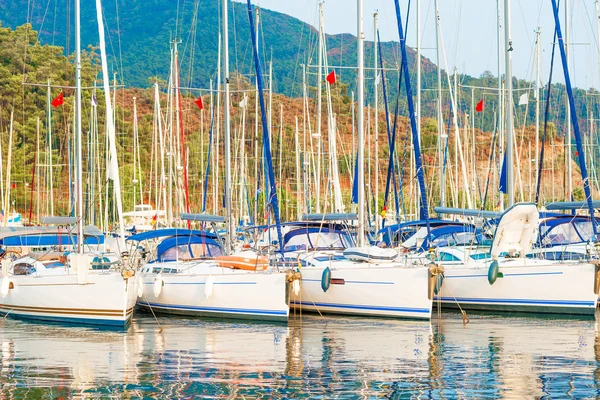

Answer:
[416,0,421,213]
[46,79,54,216]
[357,0,365,246]
[497,0,504,210]
[435,0,444,207]
[565,0,572,200]
[96,0,125,244]
[535,28,541,195]
[504,0,514,207]
[3,111,13,227]
[75,0,83,252]
[133,96,138,210]
[254,8,259,224]
[295,116,302,220]
[223,0,232,254]
[316,1,324,213]
[373,12,379,232]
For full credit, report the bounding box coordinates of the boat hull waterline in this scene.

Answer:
[0,272,138,326]
[137,266,289,322]
[435,260,598,316]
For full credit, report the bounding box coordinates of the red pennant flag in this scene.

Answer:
[51,92,64,108]
[475,99,484,112]
[10,183,16,189]
[326,70,336,85]
[194,96,204,110]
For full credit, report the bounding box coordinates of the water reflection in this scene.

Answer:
[0,311,597,398]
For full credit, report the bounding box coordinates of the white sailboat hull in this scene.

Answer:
[436,259,598,316]
[137,264,289,322]
[0,272,138,326]
[290,257,432,320]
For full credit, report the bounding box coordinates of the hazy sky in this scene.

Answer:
[238,0,600,89]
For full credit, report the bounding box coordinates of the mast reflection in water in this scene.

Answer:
[0,312,598,398]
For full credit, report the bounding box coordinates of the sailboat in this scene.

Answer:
[282,0,439,320]
[0,0,138,327]
[131,0,289,322]
[424,0,600,316]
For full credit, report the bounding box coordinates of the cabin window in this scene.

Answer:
[542,223,582,246]
[12,263,36,275]
[160,243,222,261]
[284,232,351,252]
[437,252,460,262]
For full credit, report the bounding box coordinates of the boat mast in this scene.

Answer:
[535,28,541,195]
[497,0,504,210]
[416,0,421,214]
[133,96,138,210]
[373,11,379,231]
[295,116,302,220]
[75,0,83,251]
[504,0,515,207]
[565,0,572,200]
[3,111,13,227]
[46,79,54,216]
[96,0,126,245]
[223,0,232,254]
[316,1,324,214]
[357,0,365,246]
[435,0,444,207]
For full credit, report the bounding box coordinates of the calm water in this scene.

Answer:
[0,310,599,398]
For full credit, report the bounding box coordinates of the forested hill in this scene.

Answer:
[0,0,597,134]
[0,0,425,94]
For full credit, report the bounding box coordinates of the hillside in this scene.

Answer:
[0,18,596,227]
[0,0,424,93]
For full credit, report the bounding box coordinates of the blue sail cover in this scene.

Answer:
[550,0,598,238]
[246,0,284,250]
[351,151,358,204]
[499,152,507,194]
[393,0,431,233]
[202,103,215,213]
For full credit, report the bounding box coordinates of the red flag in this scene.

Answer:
[194,96,204,110]
[10,183,16,189]
[475,99,484,112]
[51,92,64,108]
[326,70,336,84]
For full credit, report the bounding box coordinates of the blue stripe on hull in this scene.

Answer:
[139,301,288,317]
[445,271,564,279]
[301,279,394,285]
[435,296,596,307]
[143,282,257,285]
[0,311,131,328]
[290,300,430,314]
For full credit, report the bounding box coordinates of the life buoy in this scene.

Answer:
[488,260,500,285]
[153,274,164,297]
[205,276,215,298]
[321,267,331,293]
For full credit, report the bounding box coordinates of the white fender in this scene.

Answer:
[205,276,215,299]
[137,279,144,298]
[292,279,300,296]
[0,277,10,297]
[153,274,163,298]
